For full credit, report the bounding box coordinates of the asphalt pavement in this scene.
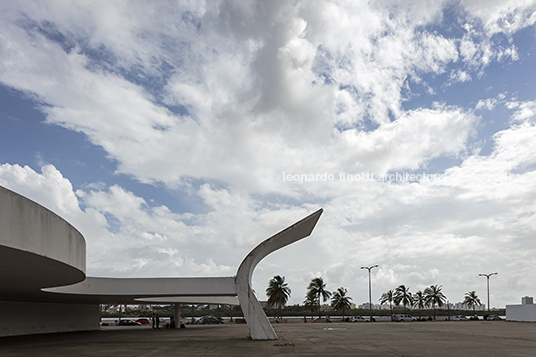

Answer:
[1,320,535,356]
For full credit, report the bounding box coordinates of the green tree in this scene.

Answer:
[307,277,331,318]
[303,291,316,319]
[394,285,413,313]
[266,275,291,319]
[413,290,429,318]
[331,287,353,320]
[190,304,196,323]
[463,291,482,312]
[379,290,394,316]
[424,285,446,319]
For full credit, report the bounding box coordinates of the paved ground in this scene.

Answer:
[2,320,536,356]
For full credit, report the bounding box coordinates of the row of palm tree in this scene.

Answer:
[266,276,483,321]
[380,285,447,318]
[266,276,354,320]
[380,285,482,318]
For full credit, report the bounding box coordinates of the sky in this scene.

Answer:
[1,0,536,309]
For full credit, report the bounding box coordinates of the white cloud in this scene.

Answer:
[507,99,536,122]
[0,163,80,218]
[461,0,536,35]
[0,0,493,194]
[450,69,472,83]
[476,92,506,111]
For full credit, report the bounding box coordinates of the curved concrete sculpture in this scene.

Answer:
[48,208,323,340]
[0,185,323,339]
[235,208,323,339]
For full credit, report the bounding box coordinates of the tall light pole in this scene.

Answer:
[479,273,498,312]
[361,265,379,322]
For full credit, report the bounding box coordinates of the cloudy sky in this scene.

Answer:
[1,0,536,309]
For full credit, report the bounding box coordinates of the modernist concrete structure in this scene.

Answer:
[506,296,536,322]
[0,185,322,339]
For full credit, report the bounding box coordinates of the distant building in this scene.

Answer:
[320,304,331,311]
[359,302,381,310]
[450,302,486,311]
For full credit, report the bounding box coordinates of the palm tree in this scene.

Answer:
[307,277,331,318]
[331,287,353,320]
[413,290,428,318]
[303,291,316,319]
[266,275,291,319]
[463,291,482,312]
[394,285,413,313]
[379,290,394,316]
[424,285,446,319]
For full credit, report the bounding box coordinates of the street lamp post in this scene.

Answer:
[361,265,379,322]
[479,273,498,312]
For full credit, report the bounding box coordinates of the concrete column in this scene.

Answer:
[235,209,323,340]
[235,279,277,340]
[174,303,181,328]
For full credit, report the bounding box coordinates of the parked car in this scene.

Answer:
[135,318,150,325]
[454,315,468,321]
[117,319,142,326]
[394,314,416,322]
[349,316,370,322]
[486,315,502,321]
[197,316,224,324]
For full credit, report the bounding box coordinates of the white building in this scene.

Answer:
[359,303,382,310]
[506,296,536,322]
[451,302,486,311]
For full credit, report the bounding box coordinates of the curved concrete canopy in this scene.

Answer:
[0,245,85,301]
[137,296,240,305]
[0,186,85,301]
[44,276,237,304]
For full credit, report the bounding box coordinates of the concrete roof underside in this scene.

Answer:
[43,276,240,305]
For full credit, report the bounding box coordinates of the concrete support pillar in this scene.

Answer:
[235,279,277,340]
[174,303,181,328]
[235,209,323,340]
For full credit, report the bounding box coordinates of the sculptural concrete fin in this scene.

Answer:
[235,208,323,340]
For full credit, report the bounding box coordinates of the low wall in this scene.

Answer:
[506,304,536,322]
[0,300,100,337]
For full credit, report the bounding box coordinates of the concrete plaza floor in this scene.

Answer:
[2,320,536,356]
